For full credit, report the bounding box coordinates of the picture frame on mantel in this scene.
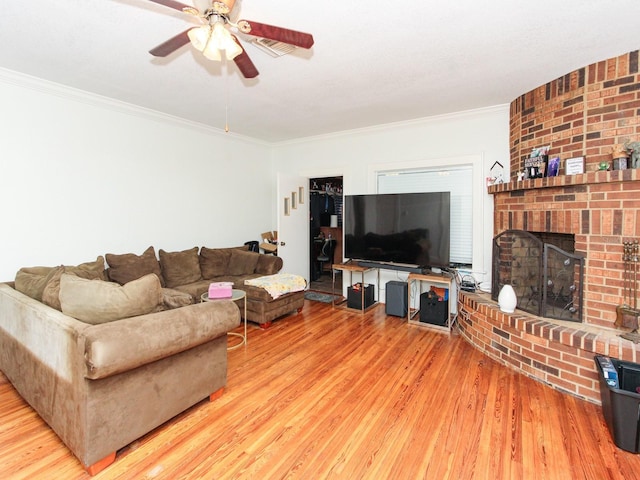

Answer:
[566,156,585,175]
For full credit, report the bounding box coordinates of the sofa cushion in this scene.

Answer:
[173,280,212,303]
[159,247,202,288]
[199,247,232,279]
[41,257,108,311]
[59,273,163,324]
[228,250,260,276]
[255,254,283,275]
[106,246,164,287]
[15,266,60,301]
[161,287,195,309]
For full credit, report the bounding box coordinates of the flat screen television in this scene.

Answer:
[344,192,451,269]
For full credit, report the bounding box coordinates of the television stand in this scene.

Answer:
[407,272,456,334]
[331,263,380,313]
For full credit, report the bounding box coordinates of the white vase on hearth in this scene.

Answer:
[498,284,517,313]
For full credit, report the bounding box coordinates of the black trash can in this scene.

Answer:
[595,355,640,452]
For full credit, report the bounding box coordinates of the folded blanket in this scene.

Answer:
[245,273,307,299]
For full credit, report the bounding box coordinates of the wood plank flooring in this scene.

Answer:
[2,299,640,479]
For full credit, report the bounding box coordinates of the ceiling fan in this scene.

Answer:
[146,0,314,78]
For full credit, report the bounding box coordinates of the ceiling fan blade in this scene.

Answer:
[237,20,314,49]
[147,0,193,12]
[149,29,191,57]
[231,35,259,78]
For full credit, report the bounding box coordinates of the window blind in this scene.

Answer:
[377,166,473,265]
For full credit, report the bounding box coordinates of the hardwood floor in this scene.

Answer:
[2,299,640,479]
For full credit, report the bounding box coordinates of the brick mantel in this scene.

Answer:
[458,50,640,404]
[489,169,640,329]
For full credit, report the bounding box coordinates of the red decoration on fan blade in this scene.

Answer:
[231,35,259,78]
[147,0,193,12]
[239,20,314,49]
[149,29,191,57]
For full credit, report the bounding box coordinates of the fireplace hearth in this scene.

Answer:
[492,229,585,322]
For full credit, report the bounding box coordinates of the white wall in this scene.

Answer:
[272,106,510,287]
[0,73,273,280]
[0,72,510,287]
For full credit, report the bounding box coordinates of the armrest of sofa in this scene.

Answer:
[255,254,283,275]
[81,301,240,380]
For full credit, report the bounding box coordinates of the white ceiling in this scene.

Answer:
[1,1,638,143]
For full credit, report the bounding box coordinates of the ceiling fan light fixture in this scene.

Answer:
[187,25,211,52]
[188,22,241,61]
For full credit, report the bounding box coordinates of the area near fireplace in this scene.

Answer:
[459,49,640,404]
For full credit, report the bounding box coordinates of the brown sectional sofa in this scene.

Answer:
[125,245,306,328]
[0,245,305,475]
[0,274,239,475]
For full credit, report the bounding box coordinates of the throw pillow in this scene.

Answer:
[15,266,61,302]
[106,246,164,286]
[59,273,162,324]
[228,249,260,276]
[66,256,107,281]
[255,254,283,275]
[161,287,195,309]
[199,247,232,278]
[159,247,202,288]
[41,257,107,311]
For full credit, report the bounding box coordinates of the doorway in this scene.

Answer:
[309,176,343,293]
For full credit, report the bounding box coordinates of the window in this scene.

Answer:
[377,166,473,265]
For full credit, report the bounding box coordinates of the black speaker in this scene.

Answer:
[385,281,408,317]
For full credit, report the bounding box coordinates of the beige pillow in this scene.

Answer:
[15,256,105,303]
[106,246,164,286]
[161,288,195,309]
[41,257,107,311]
[15,266,59,301]
[159,247,202,288]
[59,273,162,324]
[228,249,260,276]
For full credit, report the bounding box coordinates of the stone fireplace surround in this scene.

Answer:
[459,49,640,404]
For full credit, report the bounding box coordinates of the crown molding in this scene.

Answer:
[0,67,270,147]
[272,104,510,147]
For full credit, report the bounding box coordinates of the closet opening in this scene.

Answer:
[309,176,343,293]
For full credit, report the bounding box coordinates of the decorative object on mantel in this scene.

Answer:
[523,146,549,179]
[547,157,560,177]
[497,284,517,313]
[625,141,640,169]
[611,144,629,170]
[488,161,504,185]
[616,239,640,343]
[565,156,585,175]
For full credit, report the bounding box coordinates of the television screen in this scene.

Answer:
[344,192,451,268]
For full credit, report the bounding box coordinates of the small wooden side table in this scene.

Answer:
[331,263,379,313]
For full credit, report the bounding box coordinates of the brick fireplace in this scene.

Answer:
[458,50,640,404]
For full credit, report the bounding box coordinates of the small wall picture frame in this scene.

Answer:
[284,197,290,216]
[566,156,585,175]
[298,186,304,203]
[291,191,298,209]
[546,157,560,177]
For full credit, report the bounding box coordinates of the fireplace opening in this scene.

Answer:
[492,230,585,322]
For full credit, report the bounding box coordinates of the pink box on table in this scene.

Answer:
[208,282,233,299]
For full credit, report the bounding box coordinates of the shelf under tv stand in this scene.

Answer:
[331,263,380,313]
[407,272,455,334]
